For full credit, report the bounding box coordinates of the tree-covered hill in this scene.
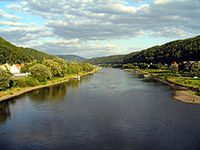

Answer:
[0,37,56,64]
[57,55,86,62]
[125,35,200,64]
[86,55,126,65]
[87,35,200,65]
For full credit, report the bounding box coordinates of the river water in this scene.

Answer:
[0,68,200,150]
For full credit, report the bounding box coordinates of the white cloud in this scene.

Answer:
[1,0,199,57]
[0,8,20,20]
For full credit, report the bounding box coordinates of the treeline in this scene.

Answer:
[86,55,126,65]
[87,35,200,65]
[0,58,95,91]
[0,37,56,64]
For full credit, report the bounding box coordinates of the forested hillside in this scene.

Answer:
[0,37,56,64]
[87,35,200,65]
[57,55,85,62]
[86,55,126,65]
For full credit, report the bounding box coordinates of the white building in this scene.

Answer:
[10,64,21,74]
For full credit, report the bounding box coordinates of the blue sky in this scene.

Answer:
[0,0,199,58]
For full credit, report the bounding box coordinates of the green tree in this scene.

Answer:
[43,59,63,77]
[53,58,68,73]
[0,68,12,91]
[191,61,200,77]
[29,64,52,82]
[81,63,94,72]
[169,62,179,73]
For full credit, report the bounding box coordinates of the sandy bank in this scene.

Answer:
[125,69,200,104]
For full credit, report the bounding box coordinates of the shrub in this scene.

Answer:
[26,77,39,86]
[16,78,27,87]
[123,64,137,69]
[197,89,200,96]
[0,68,12,91]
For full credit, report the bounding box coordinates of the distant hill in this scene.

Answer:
[87,35,200,65]
[0,37,56,64]
[86,55,126,65]
[57,55,86,62]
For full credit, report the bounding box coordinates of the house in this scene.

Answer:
[10,64,29,77]
[10,64,21,74]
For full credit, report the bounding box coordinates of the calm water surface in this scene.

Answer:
[0,68,200,150]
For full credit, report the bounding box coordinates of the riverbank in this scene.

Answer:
[0,67,100,103]
[125,69,200,104]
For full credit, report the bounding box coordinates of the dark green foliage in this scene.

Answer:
[15,77,40,87]
[191,61,200,77]
[125,36,200,64]
[87,35,200,65]
[197,89,200,96]
[29,64,52,82]
[25,77,39,86]
[87,55,126,65]
[0,37,56,64]
[57,55,85,62]
[16,78,27,87]
[0,68,12,91]
[122,64,138,69]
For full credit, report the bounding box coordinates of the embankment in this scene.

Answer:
[0,68,99,102]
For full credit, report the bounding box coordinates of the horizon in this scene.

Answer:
[0,0,199,58]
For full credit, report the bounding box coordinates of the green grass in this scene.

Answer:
[166,76,200,89]
[138,69,200,90]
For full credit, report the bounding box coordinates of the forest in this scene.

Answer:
[0,37,56,64]
[87,35,200,65]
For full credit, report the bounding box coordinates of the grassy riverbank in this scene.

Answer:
[125,69,200,104]
[0,67,99,102]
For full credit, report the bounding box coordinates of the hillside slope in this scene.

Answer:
[87,35,200,65]
[57,55,85,62]
[0,37,56,64]
[125,35,200,64]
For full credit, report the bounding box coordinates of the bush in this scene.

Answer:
[16,78,27,87]
[123,64,137,69]
[66,63,82,74]
[197,89,200,96]
[0,68,12,91]
[81,63,94,72]
[191,61,200,77]
[148,64,159,69]
[26,77,39,86]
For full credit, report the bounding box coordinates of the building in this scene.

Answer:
[10,64,21,74]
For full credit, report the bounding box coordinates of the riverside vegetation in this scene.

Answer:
[87,35,200,103]
[0,59,96,101]
[0,37,97,101]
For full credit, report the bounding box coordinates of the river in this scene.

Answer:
[0,68,200,150]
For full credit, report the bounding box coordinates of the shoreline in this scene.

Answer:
[0,68,99,103]
[125,69,200,104]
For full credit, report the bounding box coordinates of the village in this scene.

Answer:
[0,63,29,77]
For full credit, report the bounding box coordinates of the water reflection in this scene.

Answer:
[28,83,68,102]
[0,100,15,124]
[27,77,90,103]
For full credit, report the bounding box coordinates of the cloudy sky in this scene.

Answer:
[0,0,199,58]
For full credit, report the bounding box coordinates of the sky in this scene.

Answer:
[0,0,199,58]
